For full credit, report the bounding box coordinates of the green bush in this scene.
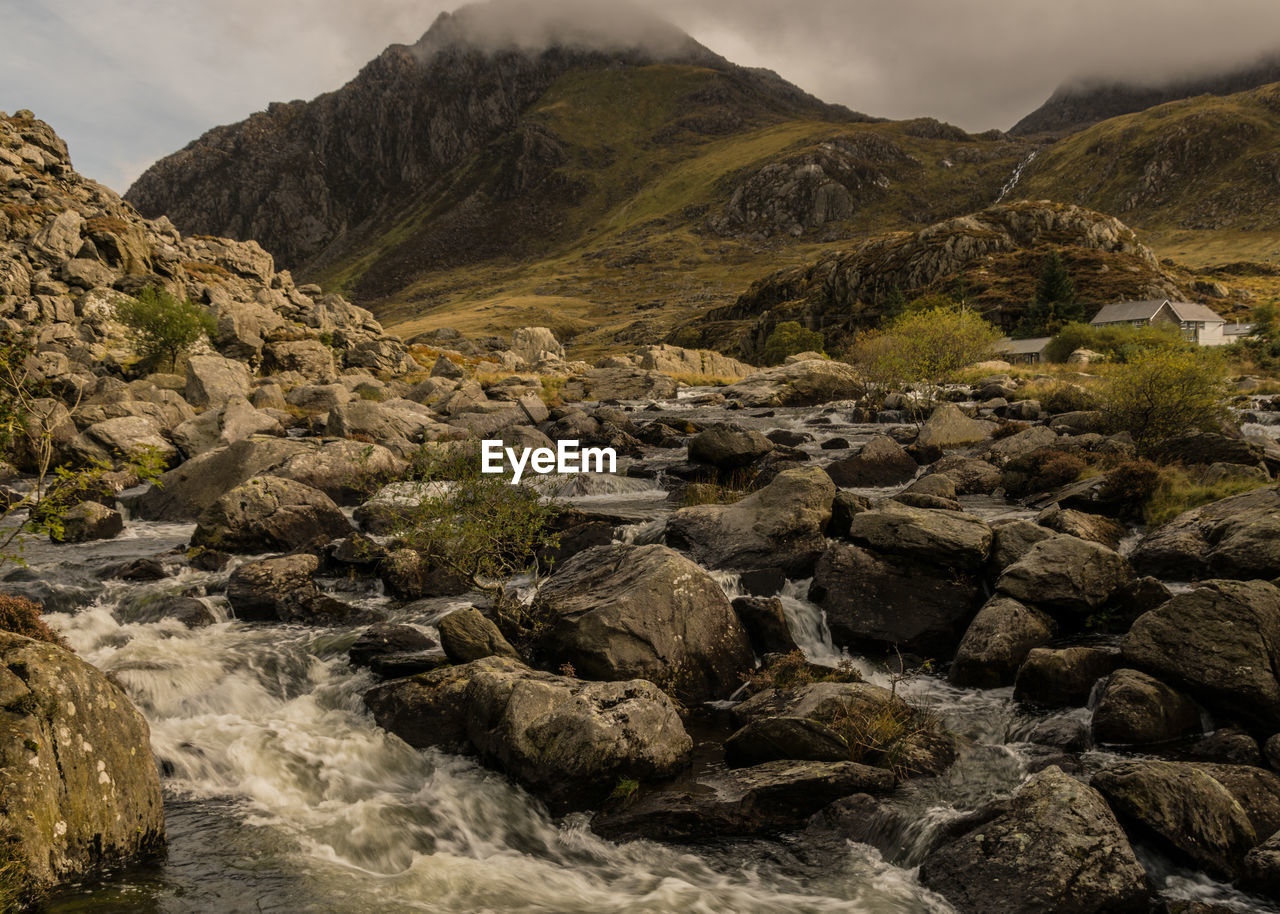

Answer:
[760,321,825,365]
[1099,349,1228,456]
[849,304,1000,385]
[1044,321,1191,364]
[116,287,216,371]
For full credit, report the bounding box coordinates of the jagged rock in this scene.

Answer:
[530,544,753,700]
[637,344,753,379]
[52,501,124,543]
[1015,646,1121,707]
[720,360,863,407]
[191,476,352,553]
[825,435,917,487]
[68,415,179,466]
[1092,760,1256,878]
[920,766,1149,914]
[510,327,564,365]
[1036,505,1126,550]
[171,396,284,457]
[665,466,835,577]
[1091,669,1202,745]
[1132,487,1280,580]
[184,354,252,408]
[363,656,691,811]
[436,607,520,663]
[996,535,1132,617]
[949,596,1056,688]
[1122,580,1280,730]
[687,423,774,469]
[560,368,678,402]
[0,632,165,900]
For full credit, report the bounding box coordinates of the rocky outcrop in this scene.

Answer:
[0,633,164,902]
[363,656,692,810]
[920,766,1149,914]
[719,360,864,407]
[529,544,753,700]
[190,476,352,553]
[1131,486,1280,581]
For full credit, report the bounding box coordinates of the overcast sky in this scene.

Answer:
[4,0,1279,193]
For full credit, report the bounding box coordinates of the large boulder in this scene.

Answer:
[529,544,753,700]
[1131,486,1280,580]
[687,424,774,470]
[720,360,864,407]
[665,466,835,577]
[184,354,252,408]
[53,501,124,544]
[132,437,311,521]
[363,656,691,810]
[919,766,1149,914]
[191,476,352,553]
[810,541,983,656]
[226,553,378,625]
[0,633,164,902]
[996,535,1132,617]
[636,344,754,379]
[1091,668,1201,746]
[171,396,283,458]
[436,608,520,663]
[915,404,994,449]
[1014,646,1121,707]
[843,500,992,570]
[274,440,406,506]
[326,398,449,445]
[68,416,179,467]
[510,326,564,365]
[560,368,678,402]
[949,596,1056,688]
[1122,580,1280,730]
[1092,760,1256,878]
[824,435,917,487]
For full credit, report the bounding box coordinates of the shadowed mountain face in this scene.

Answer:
[1011,52,1280,137]
[124,2,857,275]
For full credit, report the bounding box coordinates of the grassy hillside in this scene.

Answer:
[309,64,1030,357]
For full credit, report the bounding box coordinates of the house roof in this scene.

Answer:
[998,336,1051,355]
[1224,322,1256,335]
[1090,299,1224,325]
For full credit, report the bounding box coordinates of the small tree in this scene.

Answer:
[849,304,1001,386]
[1015,251,1084,337]
[116,287,216,371]
[1100,349,1228,456]
[761,321,825,365]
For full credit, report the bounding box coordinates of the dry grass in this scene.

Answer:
[1143,467,1273,528]
[744,650,862,691]
[0,595,68,649]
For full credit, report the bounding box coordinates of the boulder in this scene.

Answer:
[636,344,754,379]
[1037,505,1126,551]
[53,501,123,543]
[530,544,753,700]
[510,327,564,365]
[225,554,319,621]
[989,518,1056,571]
[731,596,800,656]
[916,404,993,449]
[687,423,774,470]
[263,339,335,380]
[1092,760,1256,878]
[1132,486,1280,580]
[436,608,520,663]
[363,656,691,810]
[844,500,992,570]
[326,398,448,445]
[171,396,283,457]
[930,455,1001,494]
[1122,580,1280,730]
[996,535,1132,617]
[919,766,1149,914]
[348,623,440,674]
[191,476,352,553]
[0,632,164,901]
[949,597,1056,689]
[1244,830,1280,899]
[1014,646,1122,707]
[720,360,864,407]
[274,440,406,506]
[184,354,252,408]
[560,368,678,402]
[377,548,470,600]
[665,466,835,577]
[825,435,917,487]
[810,541,983,657]
[1091,669,1202,745]
[68,416,179,467]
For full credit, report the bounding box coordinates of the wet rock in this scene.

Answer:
[530,544,752,701]
[1091,669,1202,746]
[1187,729,1262,767]
[1014,646,1122,707]
[1122,580,1280,731]
[915,404,994,449]
[364,656,691,811]
[1243,831,1280,899]
[437,607,520,663]
[724,717,851,766]
[1092,760,1256,878]
[377,548,470,601]
[920,766,1149,914]
[0,632,165,900]
[348,623,440,672]
[844,500,992,571]
[665,466,835,578]
[118,594,216,628]
[731,596,800,656]
[687,423,774,470]
[949,596,1056,688]
[825,435,917,487]
[226,553,319,621]
[1132,487,1280,580]
[53,500,123,543]
[810,541,983,657]
[191,476,352,553]
[824,490,871,537]
[996,535,1132,617]
[989,518,1056,571]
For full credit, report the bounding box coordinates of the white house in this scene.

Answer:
[1089,299,1228,346]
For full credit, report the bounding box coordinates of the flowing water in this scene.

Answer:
[25,395,1280,913]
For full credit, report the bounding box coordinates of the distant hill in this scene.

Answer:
[1011,53,1280,137]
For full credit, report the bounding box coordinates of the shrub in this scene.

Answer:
[1142,467,1271,528]
[745,650,862,692]
[116,286,216,371]
[1038,382,1099,414]
[761,321,825,365]
[1099,349,1228,457]
[1044,320,1191,364]
[849,305,1000,385]
[826,696,941,779]
[1097,459,1163,516]
[0,594,69,649]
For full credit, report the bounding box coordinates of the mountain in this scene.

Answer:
[1013,81,1280,239]
[1011,52,1280,137]
[125,1,1032,355]
[672,201,1190,359]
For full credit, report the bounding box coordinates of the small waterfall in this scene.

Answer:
[995,150,1038,203]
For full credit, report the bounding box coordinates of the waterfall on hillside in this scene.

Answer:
[995,150,1038,203]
